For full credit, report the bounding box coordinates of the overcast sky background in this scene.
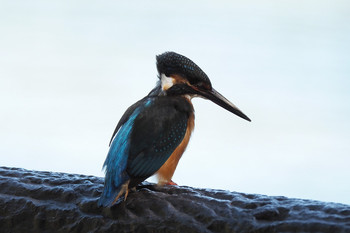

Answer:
[1,0,349,204]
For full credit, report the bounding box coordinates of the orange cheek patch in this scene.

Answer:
[171,74,190,85]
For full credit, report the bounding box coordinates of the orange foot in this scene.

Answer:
[165,180,178,186]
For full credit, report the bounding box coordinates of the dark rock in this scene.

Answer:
[0,166,349,233]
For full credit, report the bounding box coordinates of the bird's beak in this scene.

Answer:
[198,88,251,122]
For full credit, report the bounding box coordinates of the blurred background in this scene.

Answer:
[1,0,349,204]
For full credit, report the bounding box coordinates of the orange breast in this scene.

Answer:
[156,111,194,185]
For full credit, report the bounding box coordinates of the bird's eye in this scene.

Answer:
[195,82,210,90]
[195,82,204,88]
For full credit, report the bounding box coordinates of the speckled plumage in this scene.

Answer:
[99,51,250,207]
[99,95,193,206]
[156,52,212,87]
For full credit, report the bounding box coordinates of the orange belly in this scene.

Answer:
[156,112,194,185]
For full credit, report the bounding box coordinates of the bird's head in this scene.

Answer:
[155,51,251,122]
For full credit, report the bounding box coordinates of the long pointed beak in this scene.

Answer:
[199,88,251,122]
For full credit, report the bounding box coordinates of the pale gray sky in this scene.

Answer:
[1,0,349,204]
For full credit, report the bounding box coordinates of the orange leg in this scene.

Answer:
[112,180,130,205]
[165,180,178,185]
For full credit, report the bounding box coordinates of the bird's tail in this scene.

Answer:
[98,183,121,207]
[98,176,130,207]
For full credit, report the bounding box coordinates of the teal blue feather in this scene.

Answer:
[98,100,151,207]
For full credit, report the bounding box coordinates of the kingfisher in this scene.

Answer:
[98,51,250,207]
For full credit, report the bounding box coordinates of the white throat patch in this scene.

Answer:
[160,73,175,91]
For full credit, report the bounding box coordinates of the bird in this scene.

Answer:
[98,51,251,207]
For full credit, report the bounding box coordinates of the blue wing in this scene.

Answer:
[98,96,193,206]
[108,98,147,146]
[126,96,193,179]
[98,99,151,206]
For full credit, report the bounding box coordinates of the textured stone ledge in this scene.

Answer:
[0,166,349,233]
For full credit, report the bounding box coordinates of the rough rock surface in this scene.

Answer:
[0,166,349,233]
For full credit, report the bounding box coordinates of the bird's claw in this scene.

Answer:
[165,180,178,186]
[112,180,130,205]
